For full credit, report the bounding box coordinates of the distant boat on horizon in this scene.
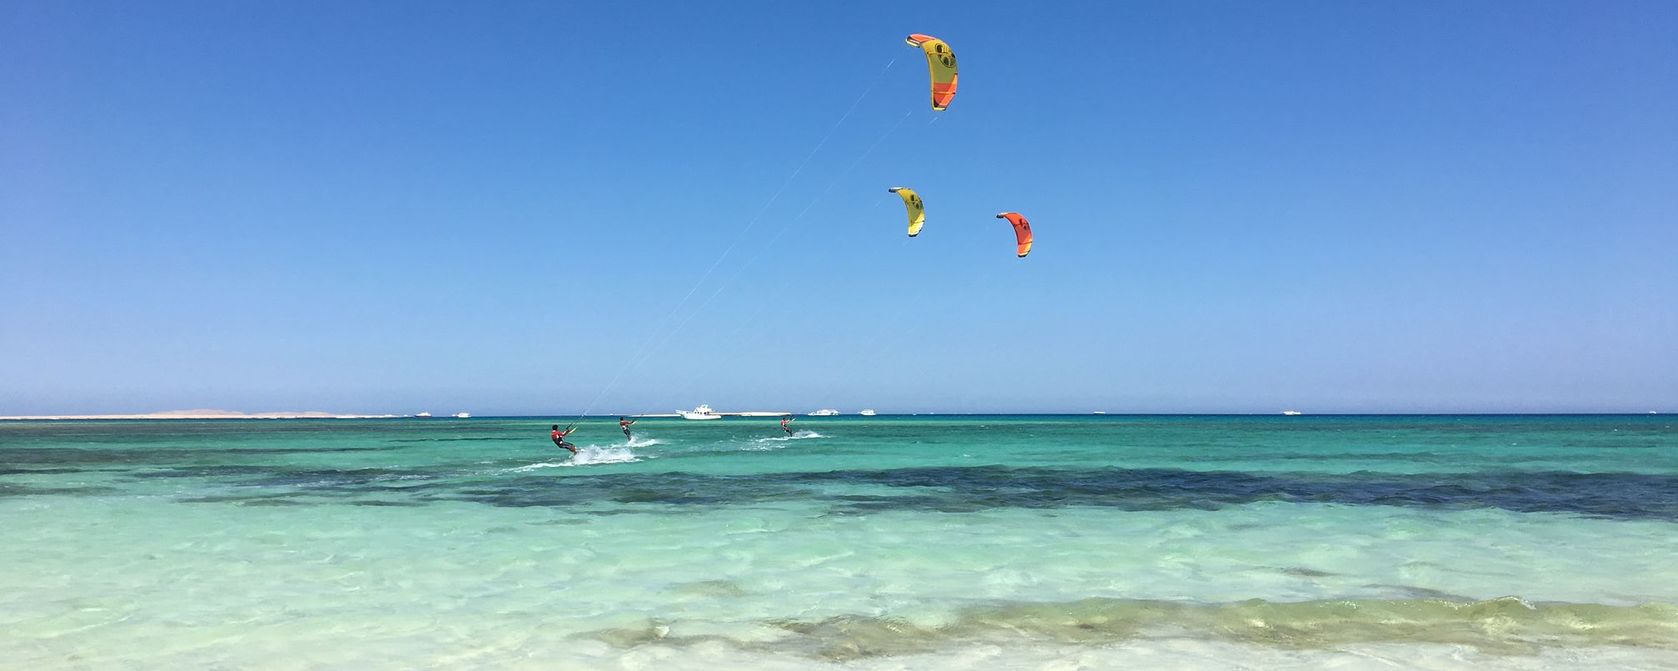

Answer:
[859,409,877,416]
[453,412,470,419]
[1282,410,1303,416]
[414,412,432,418]
[680,405,723,421]
[808,409,840,417]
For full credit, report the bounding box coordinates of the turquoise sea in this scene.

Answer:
[3,415,1677,669]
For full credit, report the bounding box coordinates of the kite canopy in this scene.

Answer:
[996,212,1033,257]
[905,34,958,111]
[888,187,926,237]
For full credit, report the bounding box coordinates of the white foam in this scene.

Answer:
[506,446,643,472]
[736,431,828,451]
[564,446,641,466]
[624,437,663,448]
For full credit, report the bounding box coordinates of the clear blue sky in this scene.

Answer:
[3,0,1675,415]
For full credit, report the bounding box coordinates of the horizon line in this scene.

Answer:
[1,411,1668,422]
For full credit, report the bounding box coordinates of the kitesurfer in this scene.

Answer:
[551,425,577,454]
[619,416,636,440]
[780,416,795,436]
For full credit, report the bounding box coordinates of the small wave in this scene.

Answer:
[584,596,1678,660]
[369,473,434,482]
[624,437,663,448]
[737,431,827,451]
[508,461,570,473]
[755,431,825,443]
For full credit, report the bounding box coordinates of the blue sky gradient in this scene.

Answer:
[3,0,1675,414]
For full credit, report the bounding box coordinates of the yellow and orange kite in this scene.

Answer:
[905,34,957,111]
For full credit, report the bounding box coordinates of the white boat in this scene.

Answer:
[808,409,840,416]
[1282,410,1302,416]
[858,409,877,416]
[679,404,723,421]
[454,412,471,419]
[415,412,432,418]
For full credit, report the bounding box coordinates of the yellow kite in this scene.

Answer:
[888,187,926,237]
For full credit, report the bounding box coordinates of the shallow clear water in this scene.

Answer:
[3,415,1676,669]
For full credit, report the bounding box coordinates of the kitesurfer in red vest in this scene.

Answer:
[551,425,577,454]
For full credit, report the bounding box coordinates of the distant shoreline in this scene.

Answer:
[0,410,403,421]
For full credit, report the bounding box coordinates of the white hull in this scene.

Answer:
[680,404,722,421]
[663,406,796,420]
